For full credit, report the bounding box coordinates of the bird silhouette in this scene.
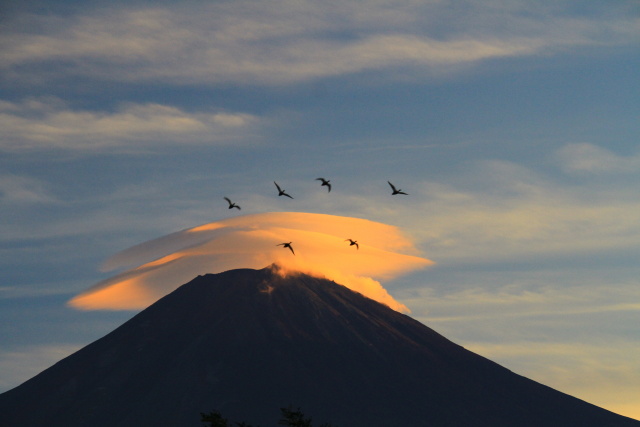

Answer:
[277,242,295,255]
[223,197,241,210]
[316,177,331,192]
[388,181,408,195]
[345,239,359,250]
[274,181,294,199]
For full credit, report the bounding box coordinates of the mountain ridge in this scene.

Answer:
[0,265,637,426]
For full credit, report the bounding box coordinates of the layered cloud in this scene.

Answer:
[0,99,261,152]
[3,1,637,86]
[69,212,432,312]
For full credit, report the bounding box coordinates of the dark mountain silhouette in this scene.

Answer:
[0,265,637,427]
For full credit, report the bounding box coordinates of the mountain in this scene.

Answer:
[0,265,637,427]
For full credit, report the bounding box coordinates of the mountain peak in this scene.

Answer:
[1,267,637,427]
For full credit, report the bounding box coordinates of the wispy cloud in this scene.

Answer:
[0,178,213,242]
[556,143,640,175]
[0,99,262,152]
[409,279,640,322]
[390,160,640,264]
[3,1,637,86]
[0,174,57,204]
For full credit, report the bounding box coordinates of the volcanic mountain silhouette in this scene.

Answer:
[0,266,637,427]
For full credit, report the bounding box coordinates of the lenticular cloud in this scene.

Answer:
[69,212,433,312]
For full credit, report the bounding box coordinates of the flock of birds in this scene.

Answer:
[223,179,408,256]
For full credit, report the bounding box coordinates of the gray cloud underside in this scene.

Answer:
[2,1,638,85]
[0,99,262,151]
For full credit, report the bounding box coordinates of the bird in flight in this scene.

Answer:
[345,239,359,250]
[277,242,295,255]
[274,181,294,199]
[316,177,331,192]
[223,197,241,210]
[388,181,408,195]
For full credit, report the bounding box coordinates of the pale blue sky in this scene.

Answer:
[1,0,639,419]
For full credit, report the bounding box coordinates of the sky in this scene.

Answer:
[1,0,639,419]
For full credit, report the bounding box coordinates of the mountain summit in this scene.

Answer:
[0,266,637,426]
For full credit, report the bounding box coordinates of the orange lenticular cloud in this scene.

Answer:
[69,212,433,312]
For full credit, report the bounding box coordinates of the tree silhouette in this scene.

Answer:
[278,406,312,427]
[201,411,230,427]
[200,411,254,427]
[201,406,334,427]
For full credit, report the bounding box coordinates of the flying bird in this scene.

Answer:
[388,181,408,195]
[274,181,294,199]
[345,239,359,250]
[223,197,241,210]
[316,177,332,192]
[277,242,295,255]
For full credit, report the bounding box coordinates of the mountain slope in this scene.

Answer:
[0,266,637,426]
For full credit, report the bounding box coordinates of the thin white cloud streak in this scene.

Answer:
[406,280,640,322]
[69,212,432,312]
[0,99,262,152]
[556,143,640,175]
[2,2,637,85]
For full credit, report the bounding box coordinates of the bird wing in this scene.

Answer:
[224,197,232,204]
[274,181,282,192]
[388,181,397,191]
[288,245,295,255]
[284,192,294,199]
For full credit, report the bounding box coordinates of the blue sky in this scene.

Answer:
[1,0,639,419]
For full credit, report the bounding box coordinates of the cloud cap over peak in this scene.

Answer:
[69,212,433,312]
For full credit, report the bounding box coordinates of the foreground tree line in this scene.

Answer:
[201,406,337,427]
